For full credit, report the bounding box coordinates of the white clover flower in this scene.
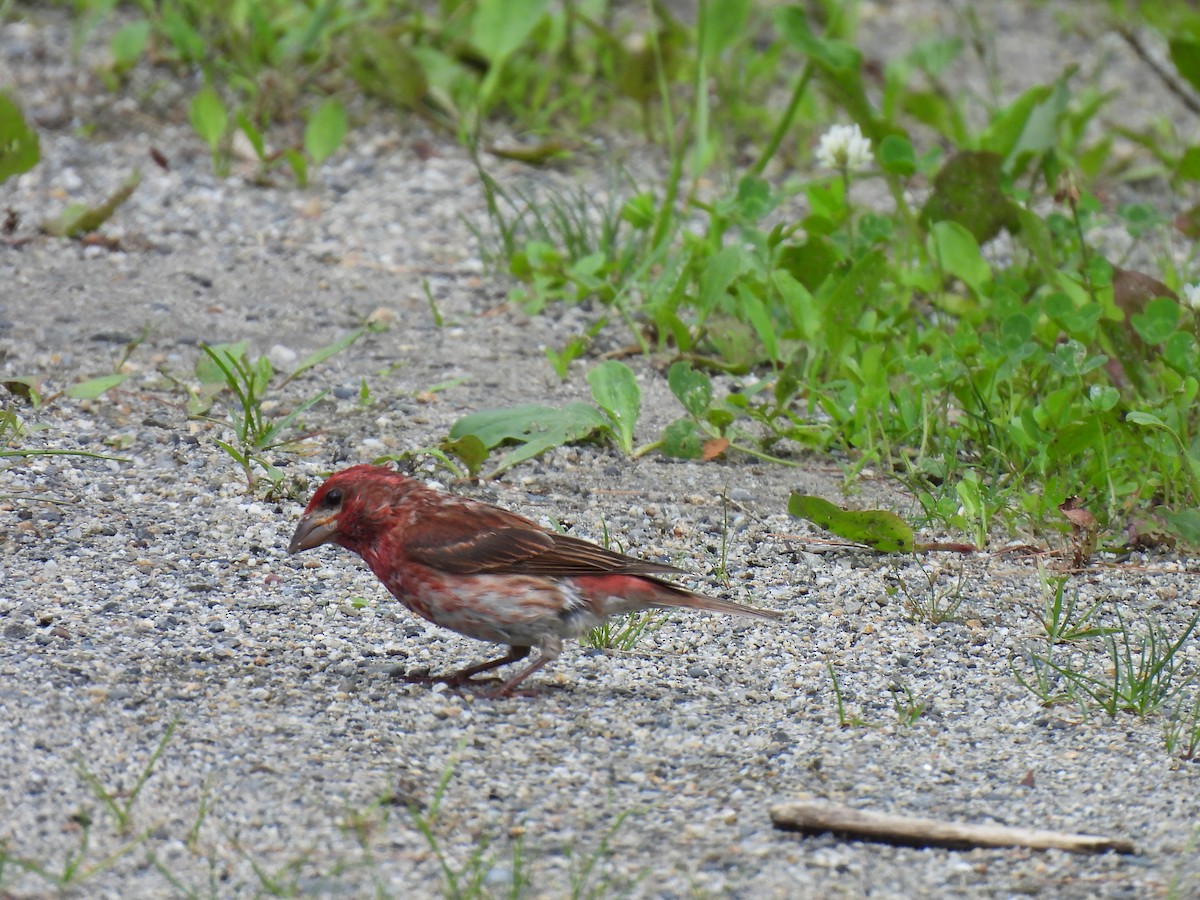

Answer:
[1183,282,1200,312]
[815,123,873,172]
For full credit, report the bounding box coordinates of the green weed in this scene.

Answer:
[888,562,967,625]
[1018,610,1200,718]
[0,719,178,893]
[193,325,376,491]
[583,611,664,652]
[829,663,873,729]
[1036,570,1117,644]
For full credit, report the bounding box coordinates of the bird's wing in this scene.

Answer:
[404,502,685,577]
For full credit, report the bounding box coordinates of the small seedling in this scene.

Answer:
[890,682,927,726]
[193,326,377,490]
[0,813,150,892]
[829,663,874,728]
[1036,570,1116,644]
[1011,646,1091,713]
[1164,692,1200,761]
[888,562,967,625]
[1020,611,1200,718]
[77,717,178,834]
[197,342,326,489]
[566,809,645,900]
[405,740,530,899]
[0,719,177,892]
[583,610,664,652]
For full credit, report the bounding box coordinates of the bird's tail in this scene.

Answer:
[651,581,782,621]
[589,574,781,621]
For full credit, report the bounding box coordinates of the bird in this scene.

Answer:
[287,464,780,697]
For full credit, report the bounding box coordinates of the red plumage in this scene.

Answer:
[288,464,780,697]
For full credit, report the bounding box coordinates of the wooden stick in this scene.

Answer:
[769,801,1136,855]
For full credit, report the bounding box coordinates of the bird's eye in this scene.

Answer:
[322,488,343,509]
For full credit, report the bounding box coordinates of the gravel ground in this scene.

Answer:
[2,3,1200,898]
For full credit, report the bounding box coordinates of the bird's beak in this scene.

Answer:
[288,513,339,554]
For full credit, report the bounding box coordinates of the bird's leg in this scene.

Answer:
[444,645,532,684]
[485,636,563,699]
[399,645,532,687]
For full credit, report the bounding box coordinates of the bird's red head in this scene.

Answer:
[288,464,415,556]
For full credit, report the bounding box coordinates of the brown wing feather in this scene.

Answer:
[405,499,685,577]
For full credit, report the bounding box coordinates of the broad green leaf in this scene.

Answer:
[697,246,745,317]
[0,93,40,183]
[305,99,347,166]
[196,341,249,384]
[955,471,982,513]
[803,177,847,235]
[1087,384,1119,413]
[667,362,713,417]
[235,112,266,160]
[734,175,774,223]
[1004,74,1071,174]
[773,269,819,341]
[490,404,610,473]
[1178,146,1200,182]
[1130,297,1180,345]
[621,193,657,229]
[110,20,150,72]
[980,83,1052,159]
[778,238,837,292]
[449,402,607,449]
[588,361,640,454]
[1162,508,1200,548]
[1169,39,1200,94]
[64,373,129,400]
[1126,410,1168,430]
[928,220,991,296]
[284,149,308,187]
[350,28,428,110]
[823,248,887,319]
[737,283,778,362]
[788,493,915,553]
[1048,339,1106,377]
[488,140,574,165]
[1044,295,1101,339]
[1164,331,1200,376]
[190,87,227,151]
[473,0,550,63]
[42,170,141,237]
[441,434,488,477]
[878,134,916,176]
[660,418,703,459]
[702,0,751,60]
